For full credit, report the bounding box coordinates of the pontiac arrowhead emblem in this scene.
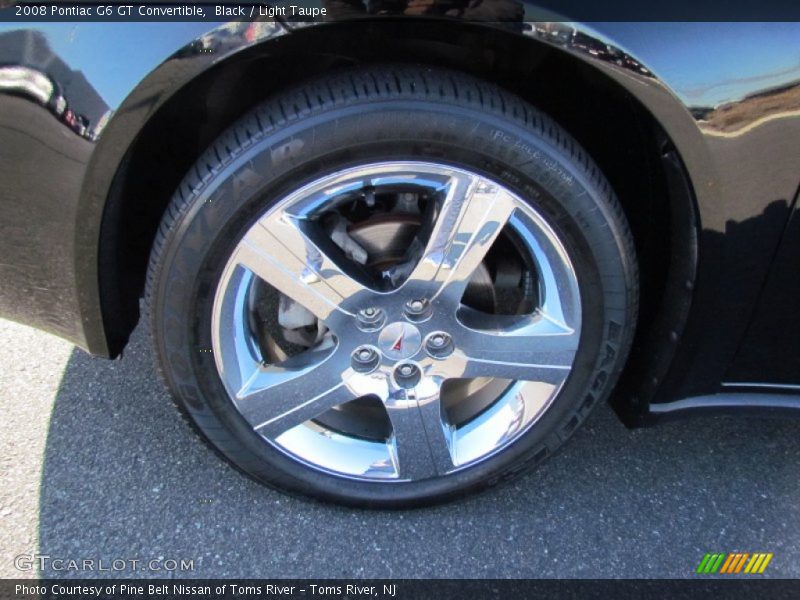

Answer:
[378,322,421,360]
[391,333,404,352]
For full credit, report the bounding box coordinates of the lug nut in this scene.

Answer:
[426,332,453,358]
[429,334,446,347]
[404,298,431,321]
[352,346,379,373]
[357,307,385,331]
[394,363,421,388]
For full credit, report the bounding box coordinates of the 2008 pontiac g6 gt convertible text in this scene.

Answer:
[1,8,799,506]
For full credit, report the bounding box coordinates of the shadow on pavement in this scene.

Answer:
[38,321,800,578]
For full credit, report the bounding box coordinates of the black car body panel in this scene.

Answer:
[1,12,798,422]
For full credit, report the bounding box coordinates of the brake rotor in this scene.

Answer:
[347,214,497,312]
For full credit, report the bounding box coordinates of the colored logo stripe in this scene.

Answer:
[696,553,725,573]
[697,553,773,574]
[745,553,773,574]
[720,553,747,573]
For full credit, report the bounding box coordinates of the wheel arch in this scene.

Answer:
[91,19,703,420]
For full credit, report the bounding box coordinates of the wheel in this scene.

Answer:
[146,66,638,507]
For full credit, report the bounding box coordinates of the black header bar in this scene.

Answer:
[3,0,800,22]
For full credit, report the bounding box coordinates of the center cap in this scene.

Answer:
[378,322,422,360]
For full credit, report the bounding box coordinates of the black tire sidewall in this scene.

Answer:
[151,98,634,507]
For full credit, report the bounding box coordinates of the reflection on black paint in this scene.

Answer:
[0,29,109,346]
[312,2,653,78]
[0,29,109,139]
[173,22,282,59]
[524,22,654,77]
[694,79,800,136]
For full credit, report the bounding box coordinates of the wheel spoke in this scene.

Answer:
[234,213,374,324]
[236,349,354,439]
[454,311,578,383]
[386,379,455,480]
[405,173,517,299]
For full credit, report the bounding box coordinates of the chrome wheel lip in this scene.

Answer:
[211,161,582,483]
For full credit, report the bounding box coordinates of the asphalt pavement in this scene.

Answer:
[1,316,798,579]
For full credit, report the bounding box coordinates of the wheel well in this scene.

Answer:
[100,20,692,416]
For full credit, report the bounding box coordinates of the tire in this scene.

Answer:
[146,65,638,508]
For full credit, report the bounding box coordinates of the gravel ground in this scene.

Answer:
[0,316,798,579]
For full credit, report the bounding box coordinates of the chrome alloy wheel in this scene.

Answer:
[211,162,581,482]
